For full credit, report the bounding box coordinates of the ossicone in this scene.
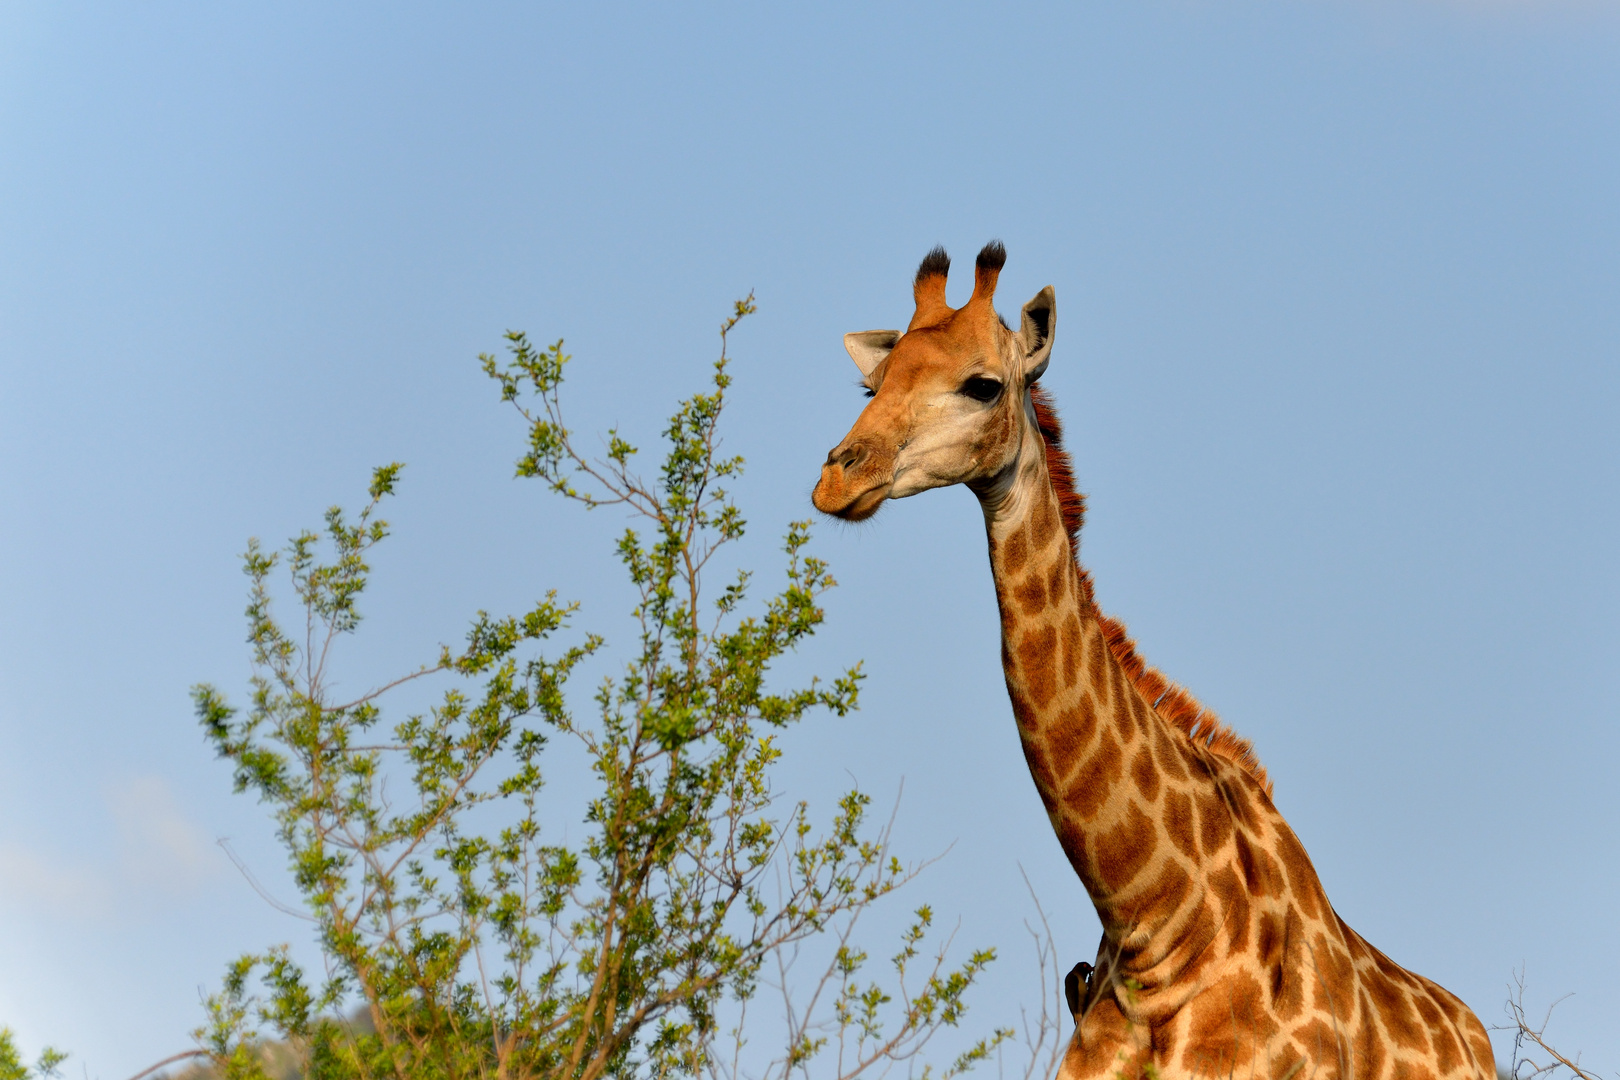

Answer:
[914,245,950,286]
[970,240,1006,306]
[910,245,953,330]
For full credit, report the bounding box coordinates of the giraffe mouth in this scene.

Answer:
[834,482,891,521]
[812,468,892,521]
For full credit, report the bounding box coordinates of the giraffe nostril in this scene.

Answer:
[828,443,865,471]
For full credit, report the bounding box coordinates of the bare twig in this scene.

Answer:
[1010,866,1066,1080]
[1495,967,1605,1080]
[217,838,314,922]
[122,1050,209,1080]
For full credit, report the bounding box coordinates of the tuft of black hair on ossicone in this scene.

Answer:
[976,240,1006,273]
[915,245,951,284]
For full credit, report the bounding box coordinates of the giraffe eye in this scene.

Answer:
[861,385,876,399]
[960,376,1003,403]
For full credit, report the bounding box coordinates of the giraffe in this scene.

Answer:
[810,243,1495,1080]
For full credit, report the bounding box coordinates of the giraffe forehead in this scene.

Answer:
[885,322,1006,383]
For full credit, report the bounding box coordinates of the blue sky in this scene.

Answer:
[1,1,1616,1075]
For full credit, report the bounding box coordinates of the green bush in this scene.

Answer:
[0,1029,65,1080]
[189,300,1010,1080]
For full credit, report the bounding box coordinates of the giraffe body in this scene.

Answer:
[811,243,1494,1080]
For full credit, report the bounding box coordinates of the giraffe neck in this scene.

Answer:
[977,422,1228,979]
[972,421,1499,1078]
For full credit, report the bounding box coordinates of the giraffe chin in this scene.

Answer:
[813,479,891,521]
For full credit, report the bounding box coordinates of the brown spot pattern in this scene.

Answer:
[1087,629,1109,702]
[1012,571,1046,616]
[1466,1020,1495,1071]
[1209,864,1252,956]
[1068,994,1132,1076]
[1154,725,1190,781]
[1198,787,1234,855]
[1393,1059,1439,1080]
[1060,614,1081,689]
[1001,530,1028,575]
[1142,860,1194,925]
[1043,702,1094,774]
[1419,1000,1464,1076]
[1291,1017,1347,1077]
[1182,973,1279,1073]
[1016,623,1058,706]
[1366,966,1429,1054]
[1131,747,1161,803]
[1355,987,1388,1080]
[1275,825,1322,921]
[1310,932,1357,1025]
[1030,490,1058,547]
[1236,832,1285,898]
[1007,688,1037,733]
[1170,897,1220,985]
[1092,802,1157,892]
[1062,728,1122,822]
[1425,980,1461,1023]
[1071,694,1099,757]
[1222,776,1258,828]
[1266,906,1307,1022]
[1164,788,1199,860]
[1108,657,1129,734]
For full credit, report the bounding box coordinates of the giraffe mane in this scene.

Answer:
[1029,384,1274,797]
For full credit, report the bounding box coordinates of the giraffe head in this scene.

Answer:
[812,242,1056,520]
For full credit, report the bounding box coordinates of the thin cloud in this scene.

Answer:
[0,775,221,922]
[0,841,112,918]
[108,774,215,891]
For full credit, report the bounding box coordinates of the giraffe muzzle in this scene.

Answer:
[812,440,893,520]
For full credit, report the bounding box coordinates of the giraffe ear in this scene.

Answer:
[1018,286,1056,384]
[843,330,902,378]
